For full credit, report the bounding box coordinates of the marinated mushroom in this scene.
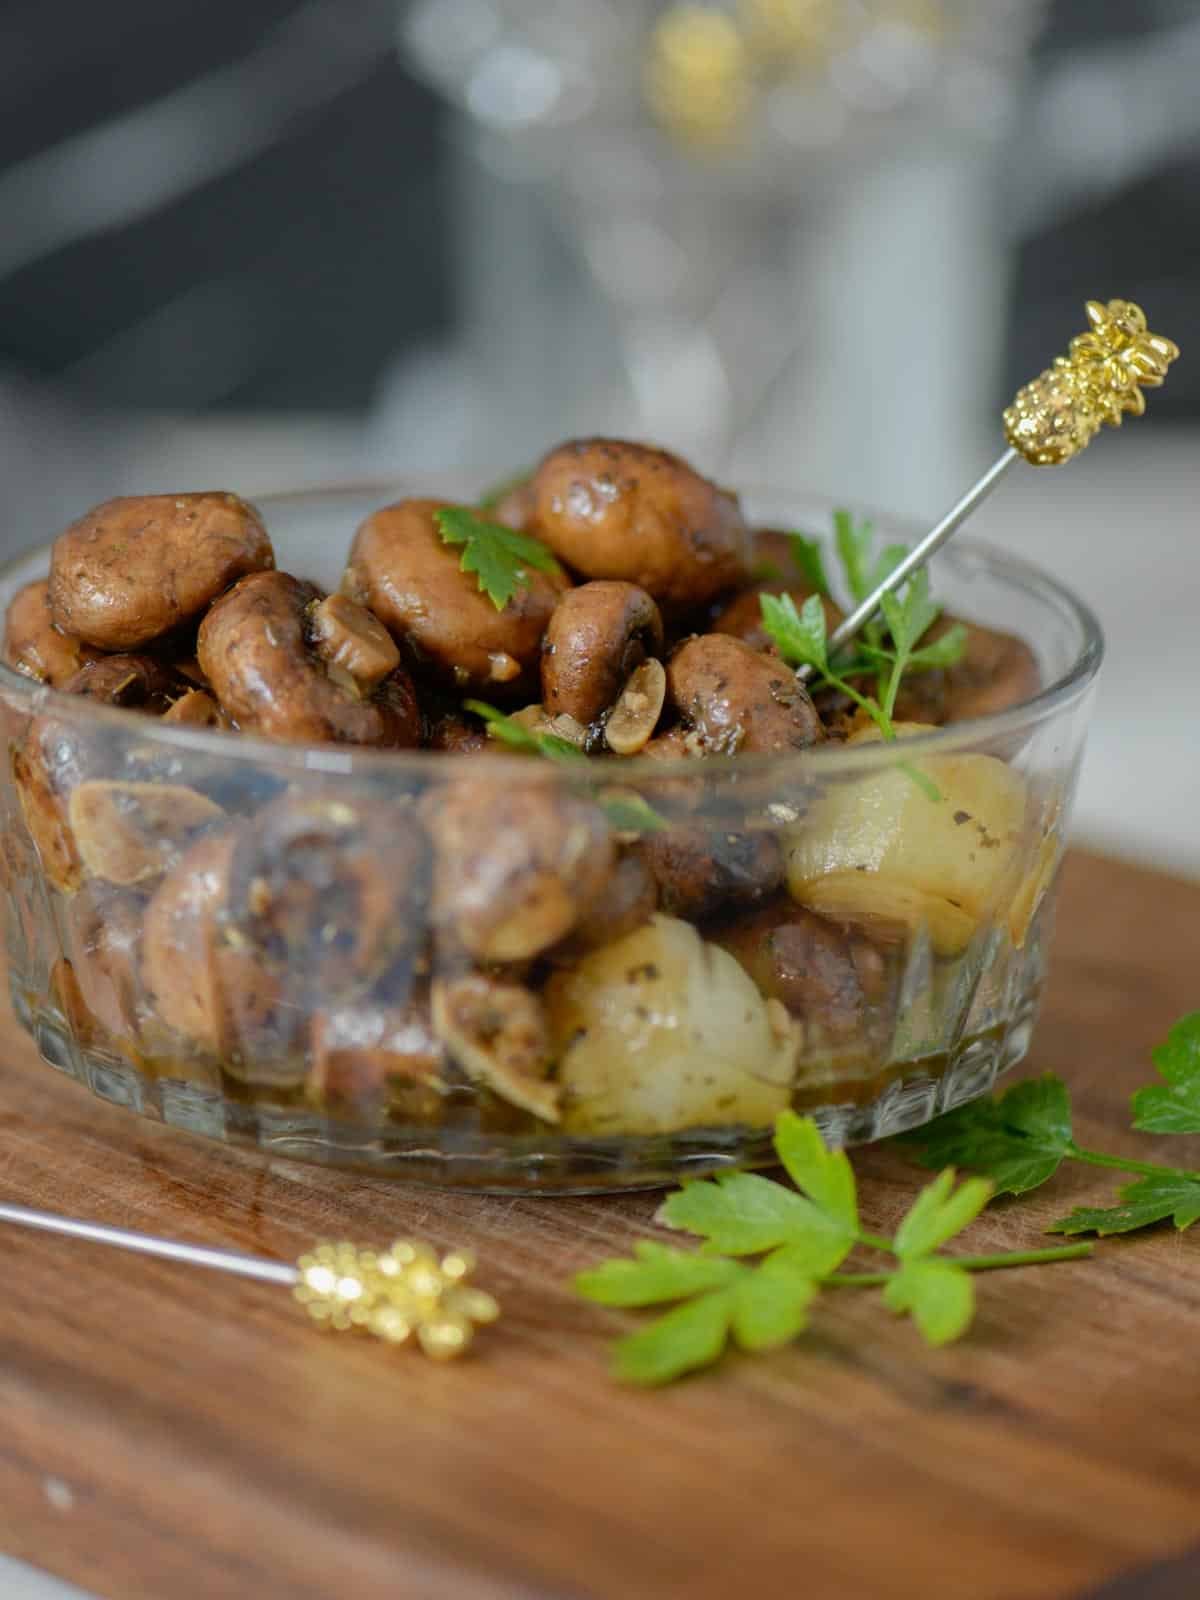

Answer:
[546,913,794,1135]
[310,992,446,1119]
[530,439,753,611]
[197,572,421,746]
[547,847,659,961]
[141,830,291,1069]
[67,779,225,886]
[12,654,188,893]
[224,792,427,1001]
[344,498,566,694]
[642,823,785,922]
[432,972,558,1122]
[540,580,664,728]
[712,898,888,1037]
[3,579,102,687]
[667,634,824,755]
[61,885,151,1050]
[424,778,616,963]
[48,492,274,650]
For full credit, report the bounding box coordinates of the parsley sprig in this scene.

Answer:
[435,506,561,611]
[574,1111,1089,1384]
[899,1014,1200,1236]
[760,511,966,739]
[464,700,667,834]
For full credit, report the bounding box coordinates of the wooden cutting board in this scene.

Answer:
[2,849,1200,1600]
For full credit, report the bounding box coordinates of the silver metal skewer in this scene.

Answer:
[798,448,1019,681]
[794,298,1179,680]
[0,1200,299,1285]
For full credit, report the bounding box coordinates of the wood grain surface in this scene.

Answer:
[1,848,1200,1600]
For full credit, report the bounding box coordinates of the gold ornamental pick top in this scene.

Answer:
[1004,299,1180,466]
[806,296,1179,674]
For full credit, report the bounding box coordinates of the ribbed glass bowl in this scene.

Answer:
[0,485,1102,1191]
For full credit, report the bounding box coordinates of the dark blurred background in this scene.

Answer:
[0,0,1197,886]
[1,0,1196,527]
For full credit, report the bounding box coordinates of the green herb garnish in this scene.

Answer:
[900,1013,1200,1237]
[761,510,967,739]
[464,701,667,833]
[435,506,561,611]
[462,700,586,765]
[784,531,832,598]
[574,1111,1088,1384]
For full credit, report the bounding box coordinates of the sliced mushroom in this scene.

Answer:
[604,659,667,756]
[530,440,753,611]
[424,778,616,963]
[67,779,225,886]
[667,634,823,755]
[197,571,421,747]
[432,973,559,1122]
[141,831,291,1069]
[540,580,664,727]
[11,654,185,893]
[60,886,151,1049]
[308,593,401,692]
[344,498,566,695]
[162,688,228,728]
[3,579,102,687]
[48,492,274,650]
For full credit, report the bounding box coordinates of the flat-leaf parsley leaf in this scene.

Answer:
[434,506,561,610]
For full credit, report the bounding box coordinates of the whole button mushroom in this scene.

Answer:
[344,498,566,695]
[424,777,616,964]
[48,492,274,651]
[539,580,666,755]
[3,579,102,687]
[667,633,824,755]
[530,439,753,611]
[224,792,427,1003]
[197,572,421,747]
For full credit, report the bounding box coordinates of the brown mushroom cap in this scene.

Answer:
[48,492,274,650]
[667,633,824,755]
[711,898,882,1035]
[3,579,103,687]
[541,580,664,726]
[530,439,753,611]
[224,792,427,1001]
[642,824,785,922]
[197,571,421,747]
[344,498,566,695]
[424,777,617,963]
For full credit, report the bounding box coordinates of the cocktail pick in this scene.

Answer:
[796,298,1180,681]
[0,1200,499,1359]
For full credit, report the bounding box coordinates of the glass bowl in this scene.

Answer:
[0,485,1102,1191]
